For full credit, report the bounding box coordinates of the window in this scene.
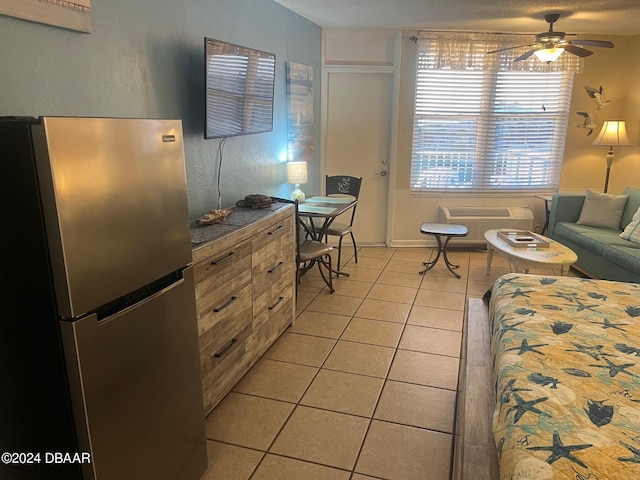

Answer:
[410,36,574,194]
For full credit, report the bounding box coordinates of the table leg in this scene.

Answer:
[441,235,462,278]
[541,198,551,235]
[419,234,443,275]
[486,243,493,275]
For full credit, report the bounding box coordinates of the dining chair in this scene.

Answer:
[272,197,335,294]
[324,175,362,270]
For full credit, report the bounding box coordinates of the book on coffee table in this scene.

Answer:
[497,230,550,248]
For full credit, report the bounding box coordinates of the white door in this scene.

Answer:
[324,72,392,245]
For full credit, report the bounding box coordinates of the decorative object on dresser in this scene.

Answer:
[191,203,296,413]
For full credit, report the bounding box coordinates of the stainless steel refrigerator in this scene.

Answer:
[0,117,207,480]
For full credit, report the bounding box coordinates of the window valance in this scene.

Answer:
[416,33,584,73]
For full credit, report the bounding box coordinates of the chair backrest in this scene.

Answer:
[325,175,362,199]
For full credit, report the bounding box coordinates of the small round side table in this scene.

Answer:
[418,223,468,278]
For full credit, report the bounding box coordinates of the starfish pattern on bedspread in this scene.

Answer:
[527,431,592,468]
[507,393,549,423]
[505,338,548,355]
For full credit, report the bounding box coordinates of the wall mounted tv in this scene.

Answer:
[204,37,276,139]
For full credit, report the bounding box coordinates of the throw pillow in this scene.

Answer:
[577,188,629,230]
[620,206,640,243]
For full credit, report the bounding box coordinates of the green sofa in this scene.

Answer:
[548,187,640,282]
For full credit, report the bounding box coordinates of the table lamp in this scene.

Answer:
[591,120,632,193]
[287,161,308,201]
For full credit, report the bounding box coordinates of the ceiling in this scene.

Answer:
[272,0,640,36]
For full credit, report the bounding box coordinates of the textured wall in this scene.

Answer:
[0,0,321,217]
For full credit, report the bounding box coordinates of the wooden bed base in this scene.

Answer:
[452,297,500,480]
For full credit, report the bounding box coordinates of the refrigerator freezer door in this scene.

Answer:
[33,117,193,318]
[60,267,207,480]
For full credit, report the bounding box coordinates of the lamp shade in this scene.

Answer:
[591,120,632,147]
[533,47,565,63]
[287,161,308,184]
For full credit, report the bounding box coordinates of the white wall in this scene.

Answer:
[322,29,640,246]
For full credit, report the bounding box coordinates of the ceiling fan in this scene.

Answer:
[487,13,614,63]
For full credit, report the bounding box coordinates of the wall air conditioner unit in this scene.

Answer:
[438,206,534,243]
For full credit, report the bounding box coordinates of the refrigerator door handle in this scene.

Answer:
[98,273,185,323]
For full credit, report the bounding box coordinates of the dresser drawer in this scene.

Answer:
[253,259,295,316]
[194,239,251,327]
[252,216,295,315]
[198,282,253,355]
[251,216,294,274]
[251,284,295,359]
[200,322,253,414]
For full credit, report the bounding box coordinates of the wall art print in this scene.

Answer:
[286,61,313,162]
[0,0,91,33]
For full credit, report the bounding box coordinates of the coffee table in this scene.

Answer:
[484,229,578,275]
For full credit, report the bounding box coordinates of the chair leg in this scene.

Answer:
[316,254,334,293]
[350,232,358,264]
[336,236,344,271]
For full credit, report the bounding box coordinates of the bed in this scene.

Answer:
[488,273,640,479]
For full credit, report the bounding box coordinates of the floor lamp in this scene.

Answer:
[591,120,632,193]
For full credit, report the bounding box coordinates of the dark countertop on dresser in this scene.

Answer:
[190,202,292,250]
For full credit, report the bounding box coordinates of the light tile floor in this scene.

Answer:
[201,245,579,480]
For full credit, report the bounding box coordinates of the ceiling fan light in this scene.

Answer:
[533,47,565,63]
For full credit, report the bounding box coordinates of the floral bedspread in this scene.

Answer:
[489,273,640,480]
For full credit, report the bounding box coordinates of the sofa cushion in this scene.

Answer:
[553,222,609,256]
[620,206,640,244]
[577,188,629,230]
[602,244,640,271]
[554,221,640,274]
[621,187,640,228]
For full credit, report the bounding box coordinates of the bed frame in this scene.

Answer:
[452,297,499,480]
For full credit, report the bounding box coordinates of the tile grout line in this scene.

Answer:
[212,247,483,479]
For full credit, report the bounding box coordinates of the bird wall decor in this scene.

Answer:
[576,112,598,136]
[584,85,611,110]
[576,85,611,136]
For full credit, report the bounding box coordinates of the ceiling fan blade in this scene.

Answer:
[487,44,535,54]
[514,49,537,62]
[567,39,614,48]
[564,44,593,57]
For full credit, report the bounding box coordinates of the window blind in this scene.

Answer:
[410,37,574,194]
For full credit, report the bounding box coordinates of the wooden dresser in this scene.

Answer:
[191,203,295,414]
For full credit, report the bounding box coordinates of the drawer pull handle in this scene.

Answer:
[267,225,284,235]
[214,338,238,358]
[268,296,285,310]
[268,261,284,274]
[211,251,236,265]
[213,296,238,313]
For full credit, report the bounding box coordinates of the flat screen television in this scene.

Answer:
[204,37,276,139]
